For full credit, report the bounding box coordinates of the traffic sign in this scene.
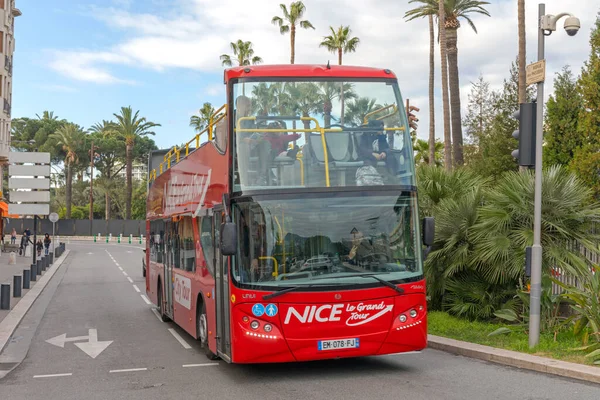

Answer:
[49,213,59,223]
[265,304,278,317]
[252,303,265,317]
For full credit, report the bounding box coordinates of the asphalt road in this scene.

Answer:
[0,242,599,400]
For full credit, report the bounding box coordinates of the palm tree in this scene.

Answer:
[220,40,263,67]
[50,123,84,219]
[405,0,491,168]
[89,121,120,219]
[252,83,278,116]
[271,1,315,64]
[318,82,356,128]
[345,97,380,127]
[439,1,452,170]
[36,111,58,121]
[113,106,160,219]
[428,15,436,166]
[414,139,443,166]
[189,102,216,133]
[517,0,526,104]
[319,25,360,65]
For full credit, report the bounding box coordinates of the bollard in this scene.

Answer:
[44,255,49,270]
[94,234,97,242]
[50,252,54,264]
[23,269,30,289]
[30,264,37,282]
[0,284,10,310]
[37,260,42,275]
[129,234,132,244]
[13,275,22,297]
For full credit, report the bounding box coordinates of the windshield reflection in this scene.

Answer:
[231,192,422,289]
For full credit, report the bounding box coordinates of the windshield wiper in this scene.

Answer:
[311,272,405,295]
[262,284,328,300]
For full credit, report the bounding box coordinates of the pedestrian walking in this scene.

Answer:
[11,228,16,244]
[36,239,43,257]
[44,233,51,256]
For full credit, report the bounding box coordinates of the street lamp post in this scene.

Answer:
[529,3,580,349]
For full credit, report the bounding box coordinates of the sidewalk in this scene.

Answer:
[0,247,49,326]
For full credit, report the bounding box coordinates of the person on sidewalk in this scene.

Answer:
[36,239,43,257]
[11,228,16,244]
[19,231,32,256]
[44,233,51,255]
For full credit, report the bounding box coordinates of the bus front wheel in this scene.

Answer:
[197,301,218,360]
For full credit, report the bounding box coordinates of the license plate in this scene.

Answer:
[318,338,360,351]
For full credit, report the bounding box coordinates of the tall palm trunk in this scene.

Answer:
[338,48,342,65]
[290,25,296,64]
[439,2,452,170]
[446,27,464,166]
[428,15,436,166]
[518,0,526,104]
[105,170,111,220]
[125,141,133,219]
[65,163,72,219]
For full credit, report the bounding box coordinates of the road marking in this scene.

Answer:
[122,271,128,277]
[109,368,147,373]
[168,328,192,349]
[118,267,123,271]
[115,263,120,267]
[46,329,113,359]
[34,373,73,378]
[182,363,218,368]
[127,277,134,283]
[151,308,163,322]
[141,295,152,305]
[133,284,141,293]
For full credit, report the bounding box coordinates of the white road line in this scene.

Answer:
[109,368,147,373]
[34,373,73,378]
[133,284,141,293]
[182,363,219,368]
[141,295,152,305]
[168,328,192,349]
[122,271,128,277]
[127,277,134,283]
[115,263,120,267]
[151,307,163,322]
[118,267,123,271]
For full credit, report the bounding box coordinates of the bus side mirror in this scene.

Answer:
[220,222,237,256]
[423,217,435,247]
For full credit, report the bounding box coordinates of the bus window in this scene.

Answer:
[199,216,215,277]
[213,113,227,154]
[150,219,165,263]
[179,217,195,272]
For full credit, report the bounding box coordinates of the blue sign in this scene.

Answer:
[252,303,265,317]
[265,304,278,317]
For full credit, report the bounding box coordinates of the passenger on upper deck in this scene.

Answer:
[236,95,300,186]
[356,119,400,186]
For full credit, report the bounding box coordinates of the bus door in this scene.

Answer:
[163,220,175,319]
[213,206,232,361]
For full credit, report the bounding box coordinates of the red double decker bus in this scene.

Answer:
[145,64,435,363]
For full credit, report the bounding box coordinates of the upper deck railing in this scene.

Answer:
[148,103,405,187]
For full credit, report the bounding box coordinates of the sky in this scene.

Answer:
[11,0,599,149]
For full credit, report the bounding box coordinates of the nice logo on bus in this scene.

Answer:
[284,302,393,326]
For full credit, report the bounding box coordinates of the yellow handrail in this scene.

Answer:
[363,104,398,124]
[259,256,279,278]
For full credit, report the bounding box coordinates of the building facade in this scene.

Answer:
[116,162,148,182]
[0,0,20,235]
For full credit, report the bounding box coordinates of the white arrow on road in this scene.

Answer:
[46,329,112,359]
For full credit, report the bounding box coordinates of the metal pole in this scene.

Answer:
[529,2,545,349]
[32,215,37,265]
[52,221,55,255]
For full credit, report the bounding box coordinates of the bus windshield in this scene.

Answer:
[232,78,415,191]
[231,191,422,289]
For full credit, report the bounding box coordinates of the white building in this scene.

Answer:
[0,1,21,191]
[116,162,148,182]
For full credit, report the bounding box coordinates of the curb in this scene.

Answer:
[428,334,600,385]
[0,250,71,355]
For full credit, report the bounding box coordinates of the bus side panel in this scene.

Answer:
[172,269,196,336]
[147,260,162,306]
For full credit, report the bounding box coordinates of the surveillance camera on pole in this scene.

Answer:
[540,12,581,36]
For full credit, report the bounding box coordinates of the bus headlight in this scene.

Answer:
[250,320,260,330]
[399,314,407,323]
[263,324,273,332]
[409,309,418,318]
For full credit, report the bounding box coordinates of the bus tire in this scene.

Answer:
[197,301,218,360]
[157,280,170,322]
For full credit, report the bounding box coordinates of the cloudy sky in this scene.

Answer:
[12,0,599,148]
